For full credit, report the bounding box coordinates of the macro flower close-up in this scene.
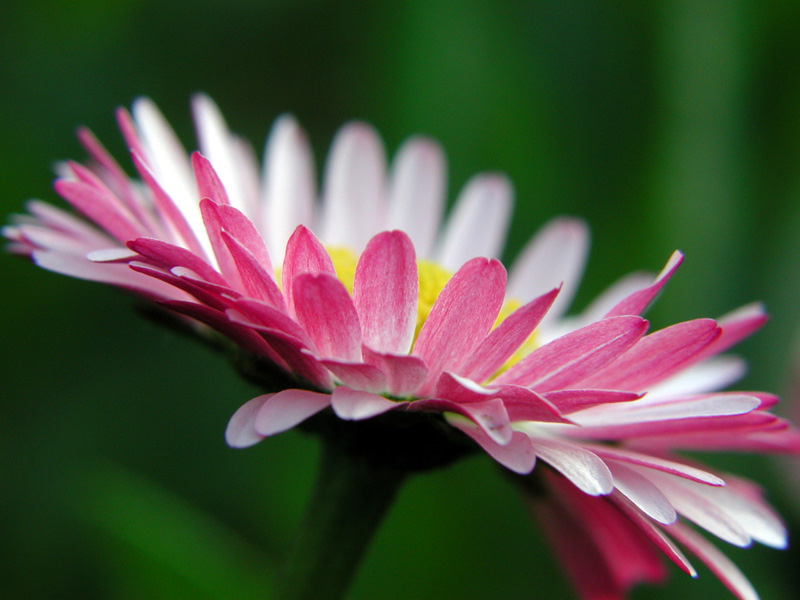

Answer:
[5,95,800,600]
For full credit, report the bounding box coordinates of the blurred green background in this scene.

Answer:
[2,1,800,598]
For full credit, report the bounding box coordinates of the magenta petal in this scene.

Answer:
[447,416,536,474]
[496,315,648,390]
[321,360,387,393]
[222,231,285,308]
[604,251,683,318]
[668,523,759,600]
[282,225,336,316]
[353,230,418,354]
[128,237,227,286]
[293,273,362,361]
[192,151,231,205]
[581,319,721,391]
[413,257,507,393]
[331,387,401,420]
[412,397,513,445]
[225,395,271,448]
[254,389,332,436]
[456,287,560,383]
[544,389,642,414]
[228,298,310,344]
[361,346,428,397]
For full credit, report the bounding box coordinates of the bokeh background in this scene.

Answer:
[2,1,800,598]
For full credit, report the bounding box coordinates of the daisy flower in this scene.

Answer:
[6,95,800,600]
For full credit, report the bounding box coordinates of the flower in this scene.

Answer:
[6,95,800,599]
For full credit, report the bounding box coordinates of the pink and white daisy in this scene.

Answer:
[6,95,800,600]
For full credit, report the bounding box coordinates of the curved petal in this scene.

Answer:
[282,226,336,317]
[254,389,332,437]
[447,415,536,474]
[331,387,401,420]
[608,461,677,524]
[226,395,271,448]
[528,438,614,496]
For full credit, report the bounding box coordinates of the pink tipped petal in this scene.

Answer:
[253,389,332,437]
[221,231,285,308]
[321,360,387,393]
[200,198,244,288]
[496,316,648,390]
[353,231,418,354]
[361,346,428,397]
[192,152,231,205]
[412,398,513,445]
[128,237,227,286]
[507,217,590,325]
[648,356,748,399]
[667,523,759,600]
[261,114,316,261]
[435,174,513,270]
[694,302,769,363]
[586,445,724,486]
[331,387,401,420]
[282,225,336,316]
[580,319,721,391]
[447,415,536,474]
[320,121,386,250]
[544,389,642,414]
[413,258,507,393]
[527,438,614,496]
[608,461,677,524]
[225,395,271,448]
[385,136,447,258]
[456,287,560,383]
[604,251,684,318]
[228,298,310,345]
[292,273,362,362]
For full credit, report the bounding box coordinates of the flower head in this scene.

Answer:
[6,95,800,599]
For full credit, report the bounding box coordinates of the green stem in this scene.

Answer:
[276,437,408,600]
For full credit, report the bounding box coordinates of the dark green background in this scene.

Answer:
[3,1,800,598]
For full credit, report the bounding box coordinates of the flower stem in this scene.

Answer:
[275,436,407,600]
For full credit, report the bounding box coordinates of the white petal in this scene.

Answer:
[225,395,271,448]
[529,437,613,496]
[435,174,512,270]
[608,461,677,524]
[647,356,748,399]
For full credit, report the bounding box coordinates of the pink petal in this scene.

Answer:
[128,237,227,286]
[604,251,683,318]
[506,217,589,325]
[413,257,507,394]
[330,387,401,420]
[320,121,386,251]
[543,389,642,414]
[447,416,536,474]
[130,262,235,310]
[192,152,231,205]
[361,346,428,397]
[222,231,285,308]
[282,226,336,317]
[321,360,387,393]
[227,298,310,344]
[385,136,446,258]
[353,230,418,354]
[495,315,648,390]
[292,273,362,361]
[585,445,724,486]
[668,523,759,600]
[580,318,721,391]
[435,174,513,269]
[456,287,560,383]
[694,302,768,363]
[225,395,271,448]
[254,389,332,436]
[261,114,316,262]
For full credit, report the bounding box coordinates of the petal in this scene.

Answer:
[384,136,447,258]
[353,230,418,354]
[413,257,507,393]
[506,217,589,324]
[320,121,386,250]
[331,387,401,420]
[456,287,560,383]
[361,346,429,397]
[647,356,747,399]
[222,231,285,308]
[321,360,387,393]
[604,251,683,318]
[412,398,513,445]
[435,174,513,270]
[608,461,677,524]
[261,114,316,262]
[225,395,271,448]
[495,315,648,390]
[192,151,231,205]
[447,415,536,474]
[254,389,332,436]
[580,319,721,391]
[281,225,336,317]
[128,237,226,286]
[293,273,362,361]
[543,389,642,414]
[528,438,614,496]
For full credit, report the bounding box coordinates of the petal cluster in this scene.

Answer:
[6,95,800,600]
